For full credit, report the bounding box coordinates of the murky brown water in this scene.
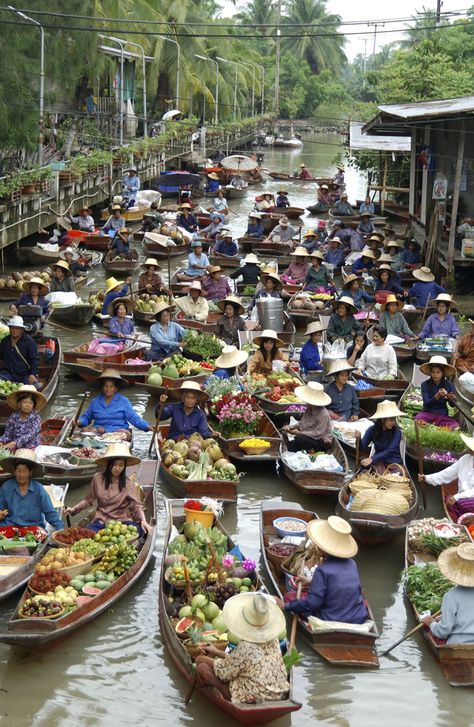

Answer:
[0,133,469,727]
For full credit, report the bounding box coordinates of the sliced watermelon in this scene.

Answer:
[76,596,93,607]
[175,617,194,634]
[82,584,102,596]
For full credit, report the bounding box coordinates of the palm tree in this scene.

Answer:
[282,0,346,75]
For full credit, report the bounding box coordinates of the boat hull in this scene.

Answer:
[50,303,94,327]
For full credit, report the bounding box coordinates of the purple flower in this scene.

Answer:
[242,558,256,572]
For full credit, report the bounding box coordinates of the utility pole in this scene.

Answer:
[274,0,282,115]
[436,0,443,23]
[368,22,385,64]
[362,38,367,91]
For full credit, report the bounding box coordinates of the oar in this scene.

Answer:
[381,610,441,656]
[289,563,305,651]
[414,420,427,509]
[419,294,431,330]
[45,319,80,334]
[452,400,474,428]
[68,390,90,439]
[148,401,165,457]
[184,668,198,705]
[355,432,361,469]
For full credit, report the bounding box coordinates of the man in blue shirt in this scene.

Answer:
[102,277,131,315]
[325,359,359,421]
[0,316,39,385]
[215,230,239,257]
[205,173,220,193]
[157,382,212,439]
[122,168,140,207]
[408,266,445,306]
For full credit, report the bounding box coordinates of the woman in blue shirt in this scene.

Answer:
[343,273,374,309]
[205,173,220,193]
[325,359,359,421]
[415,355,458,429]
[111,228,132,257]
[102,277,131,315]
[157,381,212,439]
[299,321,325,375]
[10,276,50,320]
[108,297,135,338]
[325,237,345,268]
[359,196,375,215]
[351,247,376,275]
[0,450,63,530]
[359,399,403,472]
[246,213,264,239]
[149,302,185,360]
[402,239,421,268]
[77,369,149,436]
[408,267,445,306]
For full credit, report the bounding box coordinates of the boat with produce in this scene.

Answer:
[287,292,334,327]
[352,368,409,397]
[0,484,68,603]
[102,249,140,276]
[143,238,189,259]
[62,339,146,365]
[181,329,224,362]
[336,463,419,545]
[133,294,170,326]
[239,238,293,256]
[49,301,95,327]
[62,355,151,384]
[414,336,455,365]
[0,460,157,647]
[135,354,212,398]
[0,271,53,300]
[280,438,349,495]
[159,498,302,724]
[175,310,221,334]
[260,500,379,666]
[404,518,474,686]
[154,427,241,502]
[241,370,305,417]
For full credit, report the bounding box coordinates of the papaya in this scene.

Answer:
[162,363,179,379]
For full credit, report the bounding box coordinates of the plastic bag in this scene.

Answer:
[459,372,474,394]
[272,360,286,372]
[323,339,347,359]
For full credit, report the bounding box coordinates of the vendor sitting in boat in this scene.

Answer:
[204,172,220,194]
[327,296,359,344]
[281,246,310,285]
[213,188,229,216]
[264,216,296,244]
[200,212,224,240]
[176,240,210,282]
[455,318,474,374]
[402,239,421,269]
[68,205,95,232]
[324,236,345,268]
[315,185,331,210]
[138,258,168,296]
[141,201,164,233]
[59,246,89,276]
[9,276,50,321]
[64,443,152,534]
[422,542,474,644]
[374,265,406,299]
[149,301,184,360]
[0,449,63,530]
[214,229,239,258]
[325,359,359,421]
[282,516,369,625]
[283,382,333,453]
[408,267,445,307]
[420,434,474,522]
[103,204,125,236]
[415,355,458,429]
[254,272,283,304]
[196,592,289,705]
[301,228,319,254]
[245,212,264,239]
[50,260,75,293]
[230,253,262,285]
[111,228,133,259]
[299,163,312,179]
[256,192,274,212]
[418,293,459,341]
[108,297,135,339]
[359,400,403,471]
[276,189,290,208]
[305,250,333,291]
[215,296,246,346]
[0,316,39,386]
[378,295,416,339]
[176,203,198,233]
[351,246,376,275]
[357,212,374,237]
[299,321,324,375]
[201,266,231,301]
[102,276,131,315]
[77,369,150,437]
[174,281,209,322]
[248,330,288,375]
[333,193,354,217]
[213,344,248,379]
[158,381,212,439]
[0,385,45,451]
[356,326,397,380]
[359,196,374,216]
[343,273,374,310]
[385,240,404,272]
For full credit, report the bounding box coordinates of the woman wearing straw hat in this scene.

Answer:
[0,449,63,531]
[230,253,262,285]
[201,266,231,301]
[356,325,397,380]
[248,330,288,375]
[138,258,168,296]
[77,369,150,437]
[305,250,333,291]
[325,360,359,421]
[415,355,458,429]
[408,266,445,307]
[378,295,416,339]
[401,239,421,269]
[0,385,46,451]
[385,240,404,271]
[149,301,184,360]
[300,228,318,255]
[215,297,246,347]
[10,277,50,320]
[111,227,133,259]
[177,240,211,282]
[351,246,376,275]
[245,212,264,240]
[359,400,403,470]
[256,191,274,212]
[343,273,374,310]
[324,236,345,268]
[174,280,209,322]
[108,297,135,338]
[422,542,474,644]
[420,433,474,521]
[158,381,212,440]
[102,204,125,236]
[327,296,359,343]
[200,212,224,240]
[176,203,198,233]
[276,189,290,208]
[332,164,345,186]
[254,272,283,304]
[59,246,90,276]
[68,205,95,233]
[64,443,152,535]
[299,321,325,375]
[282,516,368,624]
[101,276,131,315]
[195,592,289,704]
[418,293,459,341]
[281,246,310,285]
[357,212,374,238]
[373,265,406,302]
[283,382,333,453]
[212,188,229,216]
[213,345,248,378]
[50,260,75,293]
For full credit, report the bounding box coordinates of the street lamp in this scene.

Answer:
[216,57,246,121]
[156,35,180,109]
[195,54,219,125]
[9,6,44,164]
[99,34,125,145]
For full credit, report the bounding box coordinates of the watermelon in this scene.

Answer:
[175,617,194,634]
[82,584,101,596]
[76,596,93,607]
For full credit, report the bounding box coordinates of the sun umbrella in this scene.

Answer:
[162,109,182,121]
[221,154,258,172]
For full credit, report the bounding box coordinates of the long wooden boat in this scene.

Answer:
[352,368,408,396]
[27,246,60,265]
[0,286,29,301]
[306,203,329,215]
[356,198,409,224]
[336,464,419,544]
[212,412,282,462]
[404,521,474,686]
[280,438,349,495]
[133,308,156,327]
[175,310,221,334]
[63,339,146,365]
[49,302,95,327]
[267,206,304,220]
[79,233,112,252]
[328,209,387,227]
[143,239,189,258]
[267,171,319,183]
[287,294,333,327]
[160,499,301,723]
[239,238,292,256]
[414,342,455,365]
[222,185,248,199]
[209,252,241,269]
[0,483,68,603]
[63,356,151,384]
[260,500,379,666]
[155,425,238,502]
[100,206,146,222]
[102,249,140,276]
[0,461,157,646]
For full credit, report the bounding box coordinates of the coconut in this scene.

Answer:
[187,446,201,462]
[12,272,22,282]
[202,438,216,450]
[214,458,229,470]
[188,432,204,446]
[208,444,224,463]
[291,299,305,310]
[173,441,189,458]
[41,273,50,282]
[22,271,31,281]
[6,279,15,288]
[0,280,5,288]
[16,281,23,290]
[161,439,175,452]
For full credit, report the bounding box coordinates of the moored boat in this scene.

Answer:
[352,368,408,396]
[175,310,221,334]
[267,206,304,220]
[49,302,95,327]
[212,412,283,463]
[239,238,292,256]
[63,339,146,365]
[102,249,140,276]
[208,252,241,269]
[143,238,189,259]
[62,356,151,384]
[280,438,349,495]
[267,171,319,182]
[79,233,112,252]
[306,203,329,215]
[27,246,60,266]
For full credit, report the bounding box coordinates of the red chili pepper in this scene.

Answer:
[184,499,204,511]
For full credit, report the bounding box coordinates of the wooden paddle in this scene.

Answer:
[45,319,81,334]
[68,390,89,439]
[452,400,474,428]
[414,421,427,509]
[381,610,441,656]
[148,401,165,457]
[355,432,361,469]
[419,293,431,330]
[289,562,306,651]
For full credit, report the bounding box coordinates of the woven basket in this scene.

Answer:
[380,463,409,487]
[352,487,409,515]
[57,558,95,577]
[349,471,380,495]
[266,543,298,576]
[19,604,65,620]
[184,638,227,660]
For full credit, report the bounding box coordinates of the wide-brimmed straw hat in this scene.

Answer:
[209,266,223,275]
[343,274,362,289]
[420,355,455,378]
[217,296,245,315]
[370,400,403,419]
[214,345,248,369]
[305,321,327,336]
[208,172,220,180]
[169,380,209,403]
[96,368,128,387]
[220,228,232,238]
[222,592,286,643]
[260,272,283,290]
[6,385,47,412]
[329,236,343,245]
[253,329,284,348]
[291,246,309,257]
[360,247,377,260]
[277,189,288,195]
[412,266,434,282]
[332,296,357,314]
[375,264,395,278]
[460,433,474,453]
[59,247,79,262]
[1,448,42,476]
[22,277,49,296]
[377,253,393,265]
[248,212,262,220]
[310,250,324,261]
[367,235,384,247]
[180,203,192,210]
[381,294,403,312]
[111,204,122,211]
[142,257,161,270]
[95,442,140,468]
[243,253,260,264]
[327,359,354,377]
[434,293,454,306]
[294,381,331,407]
[386,240,404,249]
[307,516,358,558]
[437,542,474,587]
[53,260,72,277]
[303,229,317,238]
[7,315,25,329]
[154,300,175,319]
[108,296,134,317]
[359,212,372,218]
[105,277,125,294]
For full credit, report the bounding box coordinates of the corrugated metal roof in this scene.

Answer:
[349,121,410,152]
[378,96,474,120]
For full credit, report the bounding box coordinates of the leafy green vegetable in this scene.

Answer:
[404,564,453,613]
[183,331,224,361]
[419,533,465,556]
[400,417,465,454]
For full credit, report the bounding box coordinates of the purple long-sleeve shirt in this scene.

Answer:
[0,411,41,448]
[158,402,211,439]
[418,312,459,340]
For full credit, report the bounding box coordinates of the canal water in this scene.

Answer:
[0,132,466,727]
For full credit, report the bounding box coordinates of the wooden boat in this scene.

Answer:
[454,373,474,411]
[143,239,189,258]
[356,199,409,224]
[63,339,146,365]
[238,315,296,350]
[352,368,408,396]
[0,284,30,301]
[336,463,419,545]
[102,249,140,276]
[239,237,292,256]
[63,356,151,384]
[133,308,156,327]
[267,206,304,220]
[0,461,157,647]
[0,484,68,603]
[328,209,387,227]
[352,385,387,417]
[208,252,241,269]
[287,294,333,327]
[49,302,95,327]
[306,203,329,215]
[267,171,319,182]
[404,521,474,686]
[222,185,248,199]
[260,500,379,666]
[169,273,198,298]
[414,341,455,365]
[79,233,112,252]
[175,310,221,334]
[27,246,60,265]
[100,206,146,222]
[212,412,283,462]
[159,499,302,723]
[280,438,349,495]
[155,425,238,502]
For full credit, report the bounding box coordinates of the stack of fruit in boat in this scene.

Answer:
[138,354,213,397]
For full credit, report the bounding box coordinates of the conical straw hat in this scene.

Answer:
[437,542,474,587]
[307,516,358,558]
[370,399,403,419]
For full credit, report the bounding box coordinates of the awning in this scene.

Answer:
[349,122,410,152]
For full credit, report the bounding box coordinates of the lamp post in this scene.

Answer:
[9,6,44,164]
[156,35,180,109]
[100,34,125,145]
[195,54,219,125]
[216,57,247,121]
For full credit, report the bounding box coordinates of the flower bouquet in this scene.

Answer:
[210,392,262,438]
